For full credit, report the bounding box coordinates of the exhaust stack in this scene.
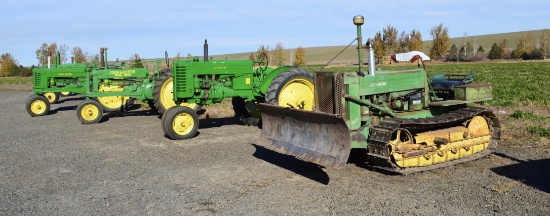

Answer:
[204,39,208,62]
[366,39,375,76]
[353,15,365,76]
[47,52,51,68]
[100,48,105,68]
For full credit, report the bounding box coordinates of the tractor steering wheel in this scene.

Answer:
[258,53,268,72]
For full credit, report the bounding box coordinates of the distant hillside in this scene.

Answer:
[208,29,548,65]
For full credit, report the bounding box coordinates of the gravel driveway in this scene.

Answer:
[1,90,549,215]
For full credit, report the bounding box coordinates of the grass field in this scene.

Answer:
[0,77,32,84]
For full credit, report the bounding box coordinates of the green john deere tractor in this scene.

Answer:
[25,48,187,122]
[258,15,501,174]
[160,40,315,139]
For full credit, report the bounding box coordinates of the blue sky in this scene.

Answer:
[1,0,549,66]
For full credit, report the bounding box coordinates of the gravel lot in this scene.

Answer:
[1,90,549,215]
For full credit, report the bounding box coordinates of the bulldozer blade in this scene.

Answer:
[258,104,351,169]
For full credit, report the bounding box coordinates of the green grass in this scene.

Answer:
[0,77,32,84]
[527,126,550,139]
[510,110,548,121]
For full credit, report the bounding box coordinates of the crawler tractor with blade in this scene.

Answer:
[258,15,500,174]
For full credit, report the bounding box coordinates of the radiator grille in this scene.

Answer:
[174,65,187,93]
[314,72,344,117]
[34,73,42,87]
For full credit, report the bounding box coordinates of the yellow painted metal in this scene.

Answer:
[97,84,129,109]
[43,92,57,103]
[277,78,314,110]
[61,92,71,96]
[30,99,47,115]
[172,112,195,136]
[80,103,100,121]
[389,116,492,168]
[160,77,199,111]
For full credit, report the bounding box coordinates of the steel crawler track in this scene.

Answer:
[367,107,501,175]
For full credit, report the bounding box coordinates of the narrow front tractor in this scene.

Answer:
[161,41,315,140]
[258,15,500,174]
[26,48,185,123]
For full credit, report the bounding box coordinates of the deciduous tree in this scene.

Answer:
[272,42,287,67]
[293,46,306,67]
[429,23,451,60]
[71,47,89,63]
[372,31,385,63]
[513,32,535,59]
[382,25,398,56]
[0,53,19,77]
[396,31,408,53]
[408,30,423,51]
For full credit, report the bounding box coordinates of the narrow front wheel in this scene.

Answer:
[76,100,104,124]
[162,106,199,140]
[26,95,50,117]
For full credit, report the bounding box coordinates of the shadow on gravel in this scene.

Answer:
[491,152,550,194]
[50,105,77,114]
[250,144,330,185]
[59,96,85,103]
[102,110,160,123]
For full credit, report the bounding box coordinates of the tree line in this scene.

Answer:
[370,24,550,63]
[2,28,550,77]
[247,43,306,67]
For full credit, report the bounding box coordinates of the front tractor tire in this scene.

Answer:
[26,95,50,117]
[42,92,60,104]
[265,68,314,110]
[76,99,104,124]
[162,106,199,140]
[153,69,201,115]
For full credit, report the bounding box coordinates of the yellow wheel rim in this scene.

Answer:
[278,78,314,110]
[97,84,129,109]
[61,92,71,96]
[30,99,47,115]
[80,104,100,121]
[172,112,195,136]
[43,92,57,103]
[160,77,199,110]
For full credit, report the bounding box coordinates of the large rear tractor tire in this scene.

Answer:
[232,97,260,126]
[26,95,50,117]
[162,106,199,140]
[153,69,201,115]
[76,99,104,124]
[265,68,314,110]
[42,92,60,104]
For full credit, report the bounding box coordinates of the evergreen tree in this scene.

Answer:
[488,43,503,60]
